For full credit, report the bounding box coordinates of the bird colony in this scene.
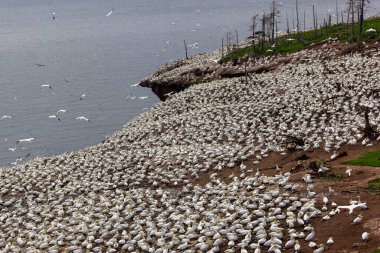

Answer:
[0,46,378,252]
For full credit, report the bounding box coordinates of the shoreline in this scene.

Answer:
[1,39,380,252]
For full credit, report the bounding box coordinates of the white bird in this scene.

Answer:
[318,166,330,173]
[49,115,61,121]
[327,237,334,245]
[353,214,362,225]
[366,28,376,33]
[328,186,335,195]
[345,168,352,177]
[323,196,329,205]
[8,146,17,152]
[313,244,325,253]
[80,94,86,100]
[303,174,312,183]
[285,238,295,248]
[305,229,315,241]
[126,93,136,100]
[294,240,301,252]
[76,116,91,122]
[56,109,67,115]
[139,96,148,100]
[130,83,139,87]
[337,203,367,214]
[362,232,370,241]
[40,84,52,89]
[1,115,11,120]
[308,241,316,248]
[17,138,34,143]
[106,9,113,17]
[330,151,337,160]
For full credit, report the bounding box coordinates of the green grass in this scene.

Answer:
[342,150,380,167]
[368,178,380,192]
[372,250,380,253]
[322,174,344,181]
[221,16,380,63]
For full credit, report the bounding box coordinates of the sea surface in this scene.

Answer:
[1,0,379,166]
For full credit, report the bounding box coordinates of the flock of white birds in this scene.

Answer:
[0,43,378,252]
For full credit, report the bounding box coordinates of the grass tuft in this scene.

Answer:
[368,178,380,192]
[342,150,380,167]
[322,174,344,181]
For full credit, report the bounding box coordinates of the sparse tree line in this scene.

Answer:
[220,0,371,58]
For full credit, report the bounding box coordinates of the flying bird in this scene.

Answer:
[1,115,12,120]
[49,115,61,121]
[130,83,139,87]
[49,109,66,122]
[126,93,136,100]
[106,9,113,17]
[76,116,91,122]
[16,138,34,144]
[35,63,46,67]
[56,109,67,115]
[40,84,52,89]
[139,96,148,100]
[80,94,86,100]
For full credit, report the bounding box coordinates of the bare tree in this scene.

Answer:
[303,9,306,32]
[286,11,290,35]
[269,1,280,44]
[260,13,267,52]
[235,30,239,50]
[183,40,188,59]
[336,1,339,24]
[313,5,317,38]
[358,0,370,40]
[351,0,355,40]
[250,14,259,51]
[295,0,300,42]
[221,37,224,58]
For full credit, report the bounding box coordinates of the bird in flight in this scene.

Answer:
[35,63,46,67]
[49,115,61,121]
[80,94,86,100]
[126,93,136,100]
[76,116,91,122]
[16,138,34,144]
[130,83,139,87]
[40,84,52,89]
[139,96,148,100]
[1,115,12,120]
[106,9,113,17]
[49,109,66,122]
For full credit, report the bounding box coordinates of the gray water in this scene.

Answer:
[1,0,379,166]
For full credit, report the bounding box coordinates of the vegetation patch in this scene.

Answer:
[221,16,380,63]
[322,174,344,181]
[368,178,380,192]
[342,150,380,167]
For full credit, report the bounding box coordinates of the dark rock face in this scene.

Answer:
[140,55,296,101]
[151,84,185,101]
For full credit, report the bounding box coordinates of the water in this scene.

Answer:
[0,0,379,166]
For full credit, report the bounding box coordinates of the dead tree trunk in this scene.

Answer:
[358,0,365,41]
[184,40,188,59]
[296,0,300,42]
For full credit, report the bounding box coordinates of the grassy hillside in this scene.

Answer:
[222,16,380,63]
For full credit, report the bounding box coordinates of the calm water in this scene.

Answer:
[0,0,379,166]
